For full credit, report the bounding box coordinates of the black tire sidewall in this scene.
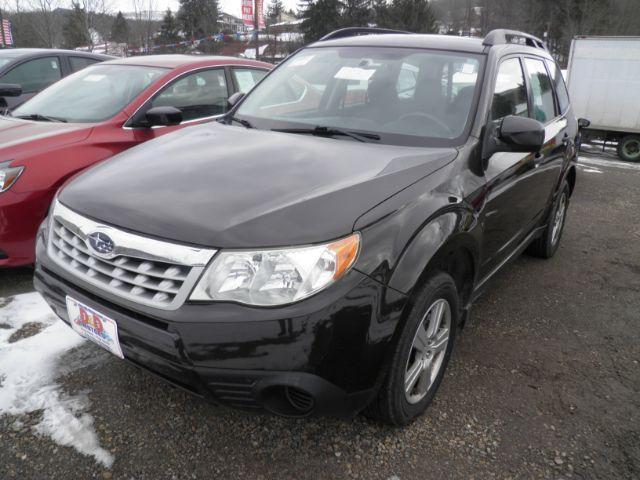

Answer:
[545,183,570,257]
[388,273,459,425]
[618,136,640,162]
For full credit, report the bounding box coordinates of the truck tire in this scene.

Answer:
[617,135,640,162]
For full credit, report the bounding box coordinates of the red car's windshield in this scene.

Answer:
[12,64,167,123]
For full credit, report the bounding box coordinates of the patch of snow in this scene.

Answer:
[577,165,603,174]
[0,293,113,468]
[579,155,640,172]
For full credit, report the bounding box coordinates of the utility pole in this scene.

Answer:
[254,0,259,60]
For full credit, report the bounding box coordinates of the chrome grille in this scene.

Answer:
[47,200,217,310]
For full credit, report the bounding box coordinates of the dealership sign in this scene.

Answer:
[241,0,265,29]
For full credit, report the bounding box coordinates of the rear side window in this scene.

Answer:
[1,57,62,93]
[70,56,101,72]
[491,58,528,120]
[524,57,556,123]
[232,68,268,94]
[546,60,570,113]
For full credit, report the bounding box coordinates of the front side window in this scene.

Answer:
[491,58,529,121]
[232,68,268,94]
[13,64,166,123]
[235,47,484,147]
[546,60,570,114]
[151,68,229,121]
[524,57,556,123]
[1,57,62,93]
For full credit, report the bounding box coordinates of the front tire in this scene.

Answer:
[366,272,459,426]
[617,135,640,162]
[527,182,570,259]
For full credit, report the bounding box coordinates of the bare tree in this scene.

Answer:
[131,0,156,52]
[79,0,112,49]
[27,0,61,47]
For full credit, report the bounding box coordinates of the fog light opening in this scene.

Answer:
[261,385,315,417]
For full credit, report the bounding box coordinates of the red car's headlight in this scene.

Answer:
[0,164,24,193]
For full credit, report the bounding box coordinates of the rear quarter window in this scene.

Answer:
[546,60,570,114]
[70,57,101,72]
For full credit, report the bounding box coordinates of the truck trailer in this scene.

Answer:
[567,36,640,162]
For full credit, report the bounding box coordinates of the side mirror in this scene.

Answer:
[498,115,545,153]
[578,118,590,129]
[227,91,245,109]
[145,106,183,127]
[0,84,22,97]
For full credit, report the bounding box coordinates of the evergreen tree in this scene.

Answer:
[299,0,342,42]
[62,2,91,49]
[178,0,219,39]
[371,0,392,27]
[267,0,285,24]
[341,0,372,27]
[157,9,181,44]
[110,11,130,43]
[388,0,436,32]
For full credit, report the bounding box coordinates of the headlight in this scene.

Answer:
[0,162,24,193]
[190,233,360,306]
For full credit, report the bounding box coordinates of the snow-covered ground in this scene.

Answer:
[0,293,113,467]
[579,155,640,172]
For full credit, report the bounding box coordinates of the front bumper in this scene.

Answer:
[34,232,407,418]
[0,189,50,267]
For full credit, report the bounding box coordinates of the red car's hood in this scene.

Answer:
[0,116,93,154]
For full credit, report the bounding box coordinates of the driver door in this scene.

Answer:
[124,67,234,147]
[479,57,543,280]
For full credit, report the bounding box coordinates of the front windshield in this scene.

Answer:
[12,64,167,123]
[236,46,483,147]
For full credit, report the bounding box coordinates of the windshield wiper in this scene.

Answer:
[271,126,380,143]
[14,113,67,123]
[224,115,253,129]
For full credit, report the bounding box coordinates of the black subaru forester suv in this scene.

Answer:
[35,28,578,426]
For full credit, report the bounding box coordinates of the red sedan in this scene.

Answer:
[0,55,271,267]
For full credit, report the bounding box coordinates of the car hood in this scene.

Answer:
[59,123,457,248]
[0,116,92,152]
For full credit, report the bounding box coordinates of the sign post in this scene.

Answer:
[254,0,259,60]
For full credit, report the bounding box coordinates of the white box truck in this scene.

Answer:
[567,36,640,162]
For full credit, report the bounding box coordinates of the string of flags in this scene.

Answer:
[1,18,14,47]
[127,32,242,54]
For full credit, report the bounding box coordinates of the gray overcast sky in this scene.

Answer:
[110,0,299,18]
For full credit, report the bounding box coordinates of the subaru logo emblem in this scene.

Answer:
[87,231,115,257]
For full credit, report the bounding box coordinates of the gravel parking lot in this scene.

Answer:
[1,150,639,480]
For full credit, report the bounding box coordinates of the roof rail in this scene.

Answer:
[483,29,547,50]
[319,27,412,42]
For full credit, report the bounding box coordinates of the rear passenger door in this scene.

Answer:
[521,56,567,216]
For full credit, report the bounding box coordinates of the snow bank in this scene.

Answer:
[0,293,114,467]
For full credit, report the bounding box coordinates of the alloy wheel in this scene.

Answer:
[551,192,567,246]
[404,298,451,404]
